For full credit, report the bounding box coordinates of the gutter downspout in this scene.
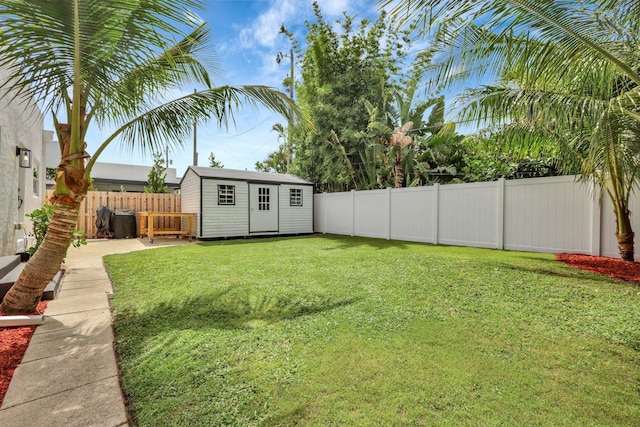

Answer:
[0,315,45,327]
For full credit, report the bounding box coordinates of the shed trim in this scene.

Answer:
[181,166,313,186]
[199,176,203,237]
[198,175,314,187]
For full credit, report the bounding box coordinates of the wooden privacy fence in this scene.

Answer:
[46,190,181,238]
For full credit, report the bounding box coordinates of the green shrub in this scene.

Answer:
[26,205,86,256]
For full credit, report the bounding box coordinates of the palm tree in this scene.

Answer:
[0,0,299,314]
[388,121,414,187]
[379,0,640,261]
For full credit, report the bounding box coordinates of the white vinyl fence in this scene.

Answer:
[314,175,640,258]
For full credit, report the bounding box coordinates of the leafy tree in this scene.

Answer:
[359,88,467,187]
[288,2,411,191]
[381,0,640,261]
[254,150,288,174]
[0,0,299,314]
[208,152,224,168]
[459,134,563,183]
[144,152,169,193]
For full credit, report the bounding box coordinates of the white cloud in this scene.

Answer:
[239,0,297,49]
[315,0,359,17]
[238,0,371,50]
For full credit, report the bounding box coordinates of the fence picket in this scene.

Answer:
[46,190,181,238]
[313,175,632,258]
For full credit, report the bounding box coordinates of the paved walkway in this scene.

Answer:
[0,237,194,427]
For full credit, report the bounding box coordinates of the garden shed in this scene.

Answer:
[180,166,314,239]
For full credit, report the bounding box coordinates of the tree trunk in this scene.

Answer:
[612,191,635,261]
[615,209,635,262]
[0,201,80,314]
[394,152,404,188]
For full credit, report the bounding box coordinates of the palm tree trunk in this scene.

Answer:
[394,151,404,188]
[615,206,634,262]
[0,201,80,314]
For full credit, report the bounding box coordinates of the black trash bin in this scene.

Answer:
[96,206,113,238]
[111,209,137,239]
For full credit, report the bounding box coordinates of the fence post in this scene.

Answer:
[387,187,392,240]
[351,190,356,237]
[433,183,439,245]
[323,192,328,234]
[496,178,505,250]
[590,180,602,256]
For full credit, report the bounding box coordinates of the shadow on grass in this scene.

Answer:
[193,235,313,248]
[192,233,412,250]
[318,234,411,250]
[493,259,626,285]
[114,289,357,334]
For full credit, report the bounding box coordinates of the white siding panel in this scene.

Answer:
[504,176,591,253]
[390,187,436,243]
[180,169,202,236]
[279,185,314,234]
[325,192,353,235]
[354,189,388,239]
[201,179,248,238]
[438,181,498,248]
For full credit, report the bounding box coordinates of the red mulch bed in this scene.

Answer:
[0,301,47,406]
[555,253,640,284]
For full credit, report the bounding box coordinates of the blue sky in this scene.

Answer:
[79,0,381,177]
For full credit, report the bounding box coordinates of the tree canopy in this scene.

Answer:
[284,2,414,191]
[380,0,640,260]
[0,0,300,313]
[145,152,169,193]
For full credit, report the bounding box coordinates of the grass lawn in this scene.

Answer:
[105,235,640,426]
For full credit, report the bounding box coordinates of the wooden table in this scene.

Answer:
[138,212,196,243]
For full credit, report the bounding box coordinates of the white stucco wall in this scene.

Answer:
[0,65,47,256]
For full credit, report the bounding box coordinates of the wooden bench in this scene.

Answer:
[138,212,196,243]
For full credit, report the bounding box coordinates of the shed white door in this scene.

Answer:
[249,184,279,233]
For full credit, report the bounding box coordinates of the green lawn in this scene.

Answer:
[105,235,640,426]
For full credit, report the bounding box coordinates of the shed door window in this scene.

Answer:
[258,187,270,211]
[218,185,235,205]
[290,188,303,206]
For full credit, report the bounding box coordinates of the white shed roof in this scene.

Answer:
[184,166,313,185]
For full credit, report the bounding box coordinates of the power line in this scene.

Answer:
[213,113,275,139]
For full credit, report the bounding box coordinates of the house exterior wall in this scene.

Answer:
[0,65,47,256]
[201,178,249,238]
[180,169,202,235]
[278,184,314,234]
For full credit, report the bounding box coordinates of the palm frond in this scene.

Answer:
[0,0,206,110]
[88,85,301,171]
